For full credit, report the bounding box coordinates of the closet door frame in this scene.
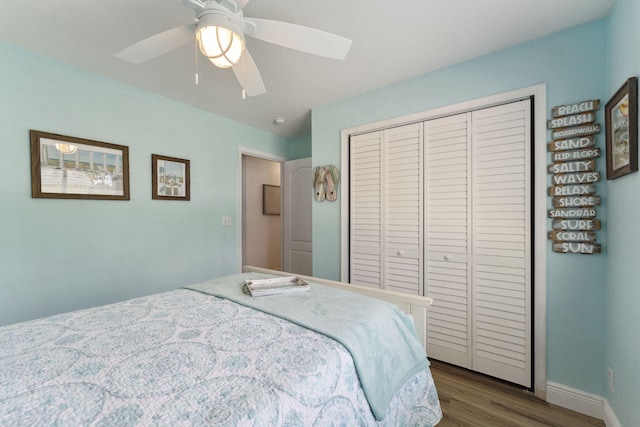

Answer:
[339,84,548,399]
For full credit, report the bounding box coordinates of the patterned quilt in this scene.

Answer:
[0,289,442,426]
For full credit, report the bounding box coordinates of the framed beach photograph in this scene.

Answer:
[605,76,638,180]
[30,130,130,200]
[152,154,190,200]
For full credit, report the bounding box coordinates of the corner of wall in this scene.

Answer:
[546,381,624,426]
[604,399,623,427]
[546,381,604,421]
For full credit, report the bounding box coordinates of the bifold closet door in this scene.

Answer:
[424,99,532,388]
[350,123,423,294]
[471,100,531,387]
[350,131,383,288]
[424,113,472,368]
[384,124,423,295]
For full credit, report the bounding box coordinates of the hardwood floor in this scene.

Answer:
[429,360,605,427]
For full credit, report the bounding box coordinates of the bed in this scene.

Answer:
[0,267,442,426]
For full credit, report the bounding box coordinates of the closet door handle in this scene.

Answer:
[397,250,405,256]
[444,254,451,261]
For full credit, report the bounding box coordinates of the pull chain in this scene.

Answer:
[194,37,199,84]
[241,51,246,99]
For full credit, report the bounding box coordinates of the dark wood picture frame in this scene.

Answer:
[605,76,638,180]
[263,184,280,215]
[152,154,190,201]
[30,130,130,200]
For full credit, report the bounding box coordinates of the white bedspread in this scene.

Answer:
[0,289,442,426]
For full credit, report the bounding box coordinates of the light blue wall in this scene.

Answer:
[312,21,608,396]
[0,41,289,326]
[288,134,312,160]
[605,0,640,425]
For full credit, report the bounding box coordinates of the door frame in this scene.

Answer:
[237,146,288,273]
[339,84,547,399]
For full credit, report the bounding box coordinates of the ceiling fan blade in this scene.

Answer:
[217,0,242,13]
[178,0,204,12]
[236,0,251,9]
[245,18,352,60]
[232,49,266,97]
[178,0,205,12]
[115,24,195,64]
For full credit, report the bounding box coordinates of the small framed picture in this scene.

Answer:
[263,184,280,215]
[605,76,638,180]
[30,130,130,200]
[152,154,190,200]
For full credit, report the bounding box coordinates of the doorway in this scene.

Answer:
[241,154,282,271]
[237,147,313,276]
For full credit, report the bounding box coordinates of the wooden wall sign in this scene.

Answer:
[548,184,596,196]
[547,159,595,174]
[552,218,601,230]
[553,242,602,254]
[549,230,597,242]
[552,123,601,140]
[548,208,597,218]
[552,148,600,162]
[551,100,600,117]
[547,99,602,255]
[552,195,601,208]
[548,136,596,152]
[547,112,596,129]
[552,171,600,185]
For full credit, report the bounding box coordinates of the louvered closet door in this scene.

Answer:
[424,99,532,387]
[350,124,423,293]
[424,113,472,368]
[350,131,383,287]
[471,100,531,387]
[384,124,423,295]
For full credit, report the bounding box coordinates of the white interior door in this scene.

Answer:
[283,157,312,275]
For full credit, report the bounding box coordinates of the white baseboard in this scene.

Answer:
[603,400,622,427]
[546,382,604,420]
[546,382,623,426]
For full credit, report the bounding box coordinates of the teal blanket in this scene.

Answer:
[184,273,429,421]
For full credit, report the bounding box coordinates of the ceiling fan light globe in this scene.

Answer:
[197,26,244,68]
[195,7,245,68]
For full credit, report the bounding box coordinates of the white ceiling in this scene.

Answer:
[0,0,615,139]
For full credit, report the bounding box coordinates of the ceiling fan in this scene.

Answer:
[115,0,352,97]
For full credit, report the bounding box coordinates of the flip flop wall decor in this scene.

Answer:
[313,165,340,202]
[314,166,326,202]
[325,165,340,202]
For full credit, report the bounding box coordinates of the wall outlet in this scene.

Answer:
[608,367,615,392]
[222,216,232,226]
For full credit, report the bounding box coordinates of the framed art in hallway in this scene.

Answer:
[152,154,190,200]
[605,76,638,180]
[263,184,280,215]
[30,130,130,200]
